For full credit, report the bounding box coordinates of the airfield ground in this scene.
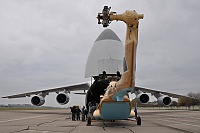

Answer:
[0,109,199,133]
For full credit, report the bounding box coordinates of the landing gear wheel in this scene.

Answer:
[137,116,141,125]
[87,117,91,126]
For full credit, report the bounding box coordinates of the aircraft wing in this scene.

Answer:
[2,83,89,99]
[135,86,190,98]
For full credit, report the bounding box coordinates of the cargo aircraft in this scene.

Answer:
[2,6,190,125]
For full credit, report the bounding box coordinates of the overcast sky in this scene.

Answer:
[0,0,199,107]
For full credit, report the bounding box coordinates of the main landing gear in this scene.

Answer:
[136,116,141,125]
[87,117,92,126]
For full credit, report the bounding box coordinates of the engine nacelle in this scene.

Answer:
[136,93,149,104]
[31,95,45,106]
[56,93,69,105]
[157,95,171,106]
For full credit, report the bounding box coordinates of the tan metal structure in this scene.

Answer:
[97,7,144,102]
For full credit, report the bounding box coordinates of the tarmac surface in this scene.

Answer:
[0,109,199,133]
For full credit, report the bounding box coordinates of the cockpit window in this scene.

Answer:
[123,57,128,72]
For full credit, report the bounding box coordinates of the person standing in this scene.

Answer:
[85,108,88,120]
[76,106,81,121]
[70,106,76,121]
[81,106,86,121]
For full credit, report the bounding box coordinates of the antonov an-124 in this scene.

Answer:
[2,6,191,125]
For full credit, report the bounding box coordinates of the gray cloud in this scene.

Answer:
[0,0,199,107]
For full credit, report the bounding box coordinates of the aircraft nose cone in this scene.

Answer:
[95,29,122,42]
[85,28,124,78]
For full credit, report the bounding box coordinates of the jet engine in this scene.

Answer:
[157,95,171,106]
[56,93,69,105]
[31,95,45,106]
[136,93,149,104]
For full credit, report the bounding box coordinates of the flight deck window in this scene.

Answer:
[123,57,128,72]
